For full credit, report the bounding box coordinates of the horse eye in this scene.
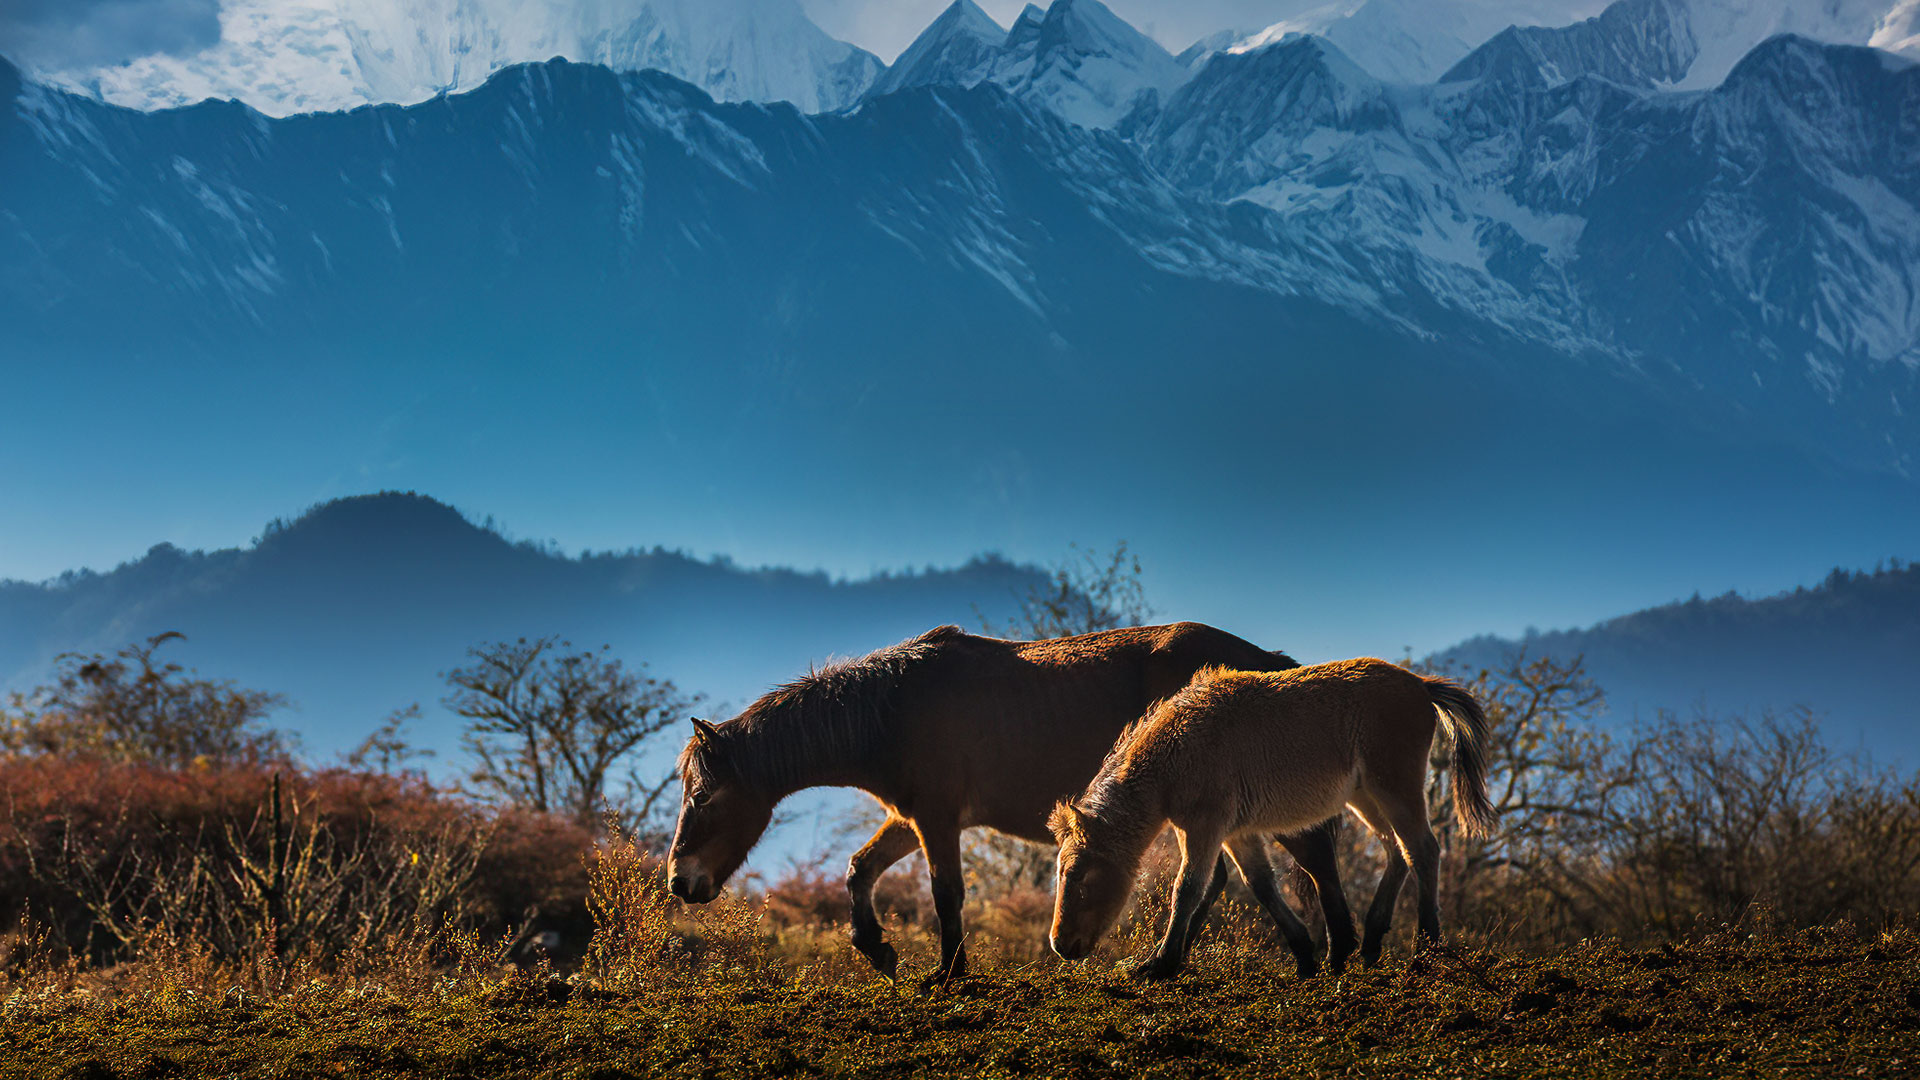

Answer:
[690,790,712,808]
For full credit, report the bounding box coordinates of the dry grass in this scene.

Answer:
[1,923,1915,1079]
[3,833,1916,1078]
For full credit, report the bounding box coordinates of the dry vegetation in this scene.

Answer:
[2,605,1918,1077]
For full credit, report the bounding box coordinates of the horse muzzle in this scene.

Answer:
[1050,932,1093,961]
[667,865,717,904]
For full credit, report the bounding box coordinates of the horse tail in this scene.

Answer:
[1423,676,1498,837]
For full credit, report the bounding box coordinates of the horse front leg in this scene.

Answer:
[1136,826,1225,981]
[1179,853,1232,955]
[846,815,920,980]
[913,820,969,988]
[1275,819,1357,975]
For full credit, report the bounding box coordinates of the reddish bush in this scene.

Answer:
[0,757,596,965]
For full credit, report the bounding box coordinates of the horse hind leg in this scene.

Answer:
[1346,791,1410,967]
[1275,819,1357,975]
[1364,779,1444,950]
[1225,836,1318,979]
[846,815,920,979]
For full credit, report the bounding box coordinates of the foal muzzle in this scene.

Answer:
[1050,933,1093,961]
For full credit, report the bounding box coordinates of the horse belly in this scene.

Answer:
[1240,762,1361,837]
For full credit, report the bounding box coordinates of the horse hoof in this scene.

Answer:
[1130,959,1182,982]
[1293,957,1321,981]
[918,969,959,993]
[856,940,899,981]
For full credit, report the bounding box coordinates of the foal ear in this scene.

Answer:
[1046,800,1082,842]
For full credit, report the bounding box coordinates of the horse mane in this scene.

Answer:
[1068,664,1244,838]
[682,624,969,797]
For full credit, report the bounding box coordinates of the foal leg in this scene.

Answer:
[1225,836,1318,979]
[1179,853,1232,954]
[1347,792,1409,967]
[913,820,970,987]
[1275,819,1358,975]
[1376,791,1444,948]
[1138,826,1226,981]
[846,815,921,979]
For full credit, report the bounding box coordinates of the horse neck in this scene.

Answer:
[731,698,884,802]
[1081,771,1166,872]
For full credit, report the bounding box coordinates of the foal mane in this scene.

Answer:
[682,624,968,797]
[1065,664,1241,839]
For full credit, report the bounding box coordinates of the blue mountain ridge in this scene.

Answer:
[0,492,1050,761]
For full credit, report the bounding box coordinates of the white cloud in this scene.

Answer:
[0,0,222,69]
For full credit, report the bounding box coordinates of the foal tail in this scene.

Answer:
[1423,677,1498,837]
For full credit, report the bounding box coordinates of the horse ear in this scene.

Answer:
[691,717,721,751]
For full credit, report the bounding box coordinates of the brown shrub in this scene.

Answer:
[0,757,596,973]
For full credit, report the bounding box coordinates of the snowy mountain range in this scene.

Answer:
[1210,0,1920,87]
[4,0,1920,483]
[24,0,885,116]
[24,0,1920,121]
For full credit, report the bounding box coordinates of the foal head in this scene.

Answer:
[1046,800,1140,961]
[666,718,775,904]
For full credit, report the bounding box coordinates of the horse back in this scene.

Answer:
[887,623,1292,838]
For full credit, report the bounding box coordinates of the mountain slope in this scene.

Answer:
[1440,0,1697,89]
[25,0,884,116]
[1435,561,1920,764]
[0,494,1047,757]
[1145,32,1920,471]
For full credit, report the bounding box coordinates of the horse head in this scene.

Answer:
[666,717,774,903]
[1046,800,1138,961]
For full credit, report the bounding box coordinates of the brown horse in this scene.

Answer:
[667,623,1364,984]
[1048,659,1496,980]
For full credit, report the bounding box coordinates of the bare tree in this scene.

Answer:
[1,632,290,767]
[984,541,1154,641]
[447,638,701,830]
[346,704,437,779]
[1413,652,1631,940]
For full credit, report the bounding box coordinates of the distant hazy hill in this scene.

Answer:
[1435,563,1920,763]
[0,493,1048,760]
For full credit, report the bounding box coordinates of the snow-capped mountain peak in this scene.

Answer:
[28,0,883,117]
[1007,5,1049,50]
[869,0,1005,96]
[1221,0,1919,86]
[1003,0,1187,128]
[873,0,1189,129]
